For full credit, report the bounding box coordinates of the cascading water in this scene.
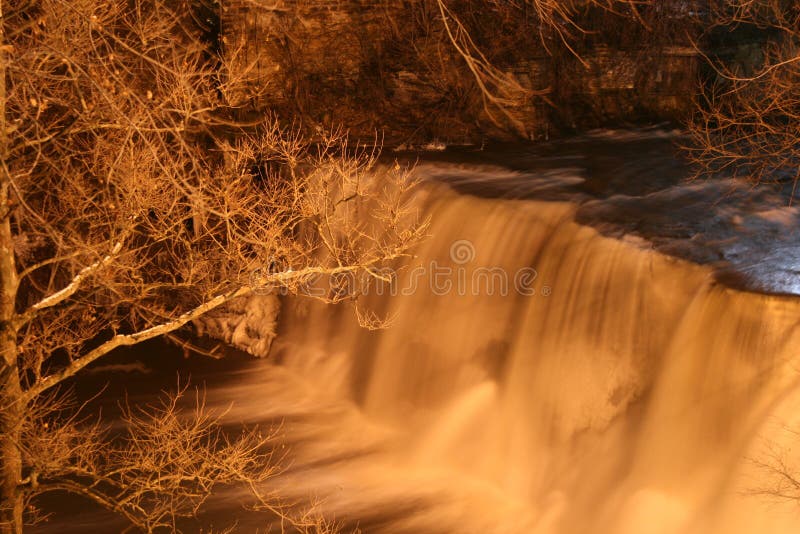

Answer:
[217,137,800,534]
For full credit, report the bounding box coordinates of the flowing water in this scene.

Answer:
[208,133,800,533]
[35,132,800,533]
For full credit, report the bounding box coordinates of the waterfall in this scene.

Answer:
[249,170,800,533]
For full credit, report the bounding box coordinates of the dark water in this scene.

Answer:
[398,128,800,295]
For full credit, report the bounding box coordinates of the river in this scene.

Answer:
[34,129,800,533]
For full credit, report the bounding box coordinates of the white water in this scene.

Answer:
[219,170,800,533]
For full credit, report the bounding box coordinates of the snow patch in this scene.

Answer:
[194,294,280,358]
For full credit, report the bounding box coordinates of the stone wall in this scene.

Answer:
[220,1,700,143]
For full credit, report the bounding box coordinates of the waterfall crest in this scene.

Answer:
[255,179,800,533]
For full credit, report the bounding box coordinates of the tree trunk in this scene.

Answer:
[0,1,23,529]
[0,190,22,534]
[0,362,24,534]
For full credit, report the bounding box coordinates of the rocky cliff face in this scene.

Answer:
[220,0,701,144]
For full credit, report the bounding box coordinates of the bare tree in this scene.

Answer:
[20,385,341,533]
[0,0,424,531]
[22,386,272,532]
[743,424,800,518]
[687,0,800,195]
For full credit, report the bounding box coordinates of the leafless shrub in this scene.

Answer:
[20,387,279,532]
[747,425,800,509]
[686,1,800,196]
[0,0,424,531]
